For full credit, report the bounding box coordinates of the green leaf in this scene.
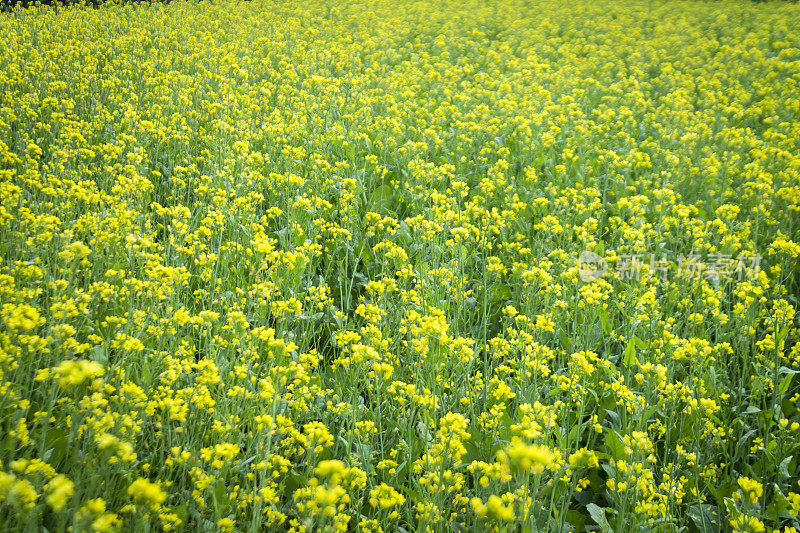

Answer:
[359,244,373,269]
[560,330,573,353]
[778,456,793,481]
[416,420,433,443]
[399,484,424,505]
[573,489,594,507]
[463,440,482,464]
[489,283,511,305]
[586,503,613,533]
[565,509,587,531]
[90,345,108,365]
[777,325,791,345]
[622,341,637,367]
[687,504,720,533]
[766,484,791,521]
[213,480,229,511]
[599,308,612,334]
[283,471,307,498]
[604,429,626,460]
[721,497,737,518]
[497,412,515,442]
[779,372,794,397]
[42,428,69,466]
[369,184,397,214]
[175,504,188,525]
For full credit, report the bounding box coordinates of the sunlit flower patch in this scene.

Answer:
[1,0,799,530]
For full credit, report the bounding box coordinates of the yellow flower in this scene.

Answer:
[314,460,346,483]
[470,494,515,521]
[1,303,44,332]
[498,438,559,475]
[92,513,122,533]
[730,514,765,533]
[45,475,74,510]
[0,472,38,510]
[52,359,105,388]
[218,517,235,532]
[568,448,599,469]
[737,477,763,504]
[127,478,167,509]
[369,483,406,509]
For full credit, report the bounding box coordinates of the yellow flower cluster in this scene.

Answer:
[1,0,799,531]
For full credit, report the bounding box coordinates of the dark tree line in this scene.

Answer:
[1,0,175,13]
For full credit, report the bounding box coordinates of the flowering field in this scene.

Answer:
[1,0,800,531]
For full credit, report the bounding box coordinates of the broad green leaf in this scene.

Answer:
[599,308,611,334]
[586,503,613,533]
[687,504,720,533]
[369,184,397,214]
[604,429,626,460]
[779,372,794,397]
[623,341,637,366]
